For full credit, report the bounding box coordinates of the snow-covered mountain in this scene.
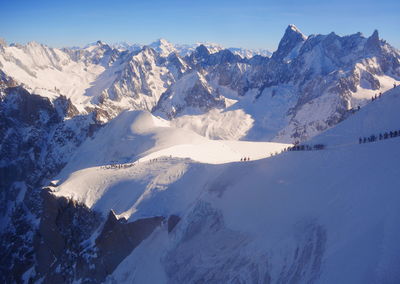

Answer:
[1,25,400,283]
[110,39,271,59]
[1,25,398,141]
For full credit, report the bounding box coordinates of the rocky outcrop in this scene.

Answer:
[94,212,164,277]
[0,86,102,283]
[32,190,102,283]
[168,215,181,233]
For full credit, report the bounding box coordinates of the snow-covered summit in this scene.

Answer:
[149,38,177,57]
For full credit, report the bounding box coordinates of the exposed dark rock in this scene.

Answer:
[272,24,306,61]
[0,87,102,283]
[32,190,102,283]
[168,215,181,233]
[54,95,80,118]
[94,211,164,276]
[365,30,381,54]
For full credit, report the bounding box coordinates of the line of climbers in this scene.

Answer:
[101,163,135,169]
[353,82,397,111]
[149,156,172,163]
[101,155,175,169]
[284,144,325,152]
[359,129,400,144]
[240,157,251,162]
[371,92,383,102]
[264,143,326,160]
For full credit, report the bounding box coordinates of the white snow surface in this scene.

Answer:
[0,42,105,111]
[105,87,400,283]
[52,110,290,218]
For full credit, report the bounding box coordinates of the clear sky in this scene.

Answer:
[0,0,399,51]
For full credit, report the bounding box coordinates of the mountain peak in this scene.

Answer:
[26,41,43,47]
[156,38,170,45]
[370,29,379,41]
[96,40,107,46]
[287,24,304,35]
[193,44,211,59]
[365,29,381,52]
[285,24,307,40]
[272,25,307,60]
[149,38,176,57]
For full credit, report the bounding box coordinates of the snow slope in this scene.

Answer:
[107,87,400,283]
[52,110,290,218]
[0,42,105,111]
[311,86,400,145]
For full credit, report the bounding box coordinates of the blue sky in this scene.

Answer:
[0,0,399,50]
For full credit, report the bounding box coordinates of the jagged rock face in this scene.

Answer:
[0,85,102,283]
[94,212,164,277]
[154,71,226,118]
[64,41,120,67]
[248,28,400,141]
[187,45,243,68]
[187,44,211,66]
[32,191,102,283]
[272,24,307,61]
[29,192,163,283]
[163,52,190,79]
[96,47,176,111]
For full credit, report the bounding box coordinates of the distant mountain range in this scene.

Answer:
[1,25,398,142]
[109,38,272,58]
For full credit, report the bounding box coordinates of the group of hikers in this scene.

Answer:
[284,143,325,152]
[149,156,172,163]
[239,143,326,162]
[359,129,400,144]
[101,162,136,170]
[371,92,383,102]
[101,155,175,169]
[268,142,326,159]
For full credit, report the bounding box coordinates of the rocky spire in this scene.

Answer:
[272,24,307,61]
[365,29,381,53]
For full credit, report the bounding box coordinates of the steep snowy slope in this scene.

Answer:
[106,87,400,283]
[311,86,400,145]
[0,42,105,111]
